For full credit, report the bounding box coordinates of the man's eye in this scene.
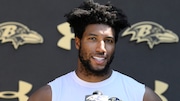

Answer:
[104,39,111,43]
[89,37,96,40]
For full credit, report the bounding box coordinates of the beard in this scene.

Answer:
[78,46,114,76]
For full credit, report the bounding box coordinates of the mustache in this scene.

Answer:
[93,52,107,57]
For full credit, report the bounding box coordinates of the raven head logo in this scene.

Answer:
[122,21,179,49]
[0,22,43,49]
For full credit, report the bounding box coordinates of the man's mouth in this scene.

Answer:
[92,56,106,64]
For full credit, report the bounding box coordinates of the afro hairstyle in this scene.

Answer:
[65,0,130,42]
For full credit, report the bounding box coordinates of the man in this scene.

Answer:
[28,0,162,101]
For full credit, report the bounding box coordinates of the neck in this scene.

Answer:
[75,67,112,82]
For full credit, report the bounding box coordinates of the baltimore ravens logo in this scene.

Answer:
[122,21,179,49]
[85,91,122,101]
[0,22,43,49]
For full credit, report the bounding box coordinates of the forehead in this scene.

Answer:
[83,24,115,37]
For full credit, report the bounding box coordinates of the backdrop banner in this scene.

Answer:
[0,0,179,101]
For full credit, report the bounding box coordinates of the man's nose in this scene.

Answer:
[95,40,106,53]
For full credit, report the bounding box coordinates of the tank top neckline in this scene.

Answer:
[71,70,117,88]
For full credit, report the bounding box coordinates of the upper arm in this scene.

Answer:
[28,85,52,101]
[143,86,162,101]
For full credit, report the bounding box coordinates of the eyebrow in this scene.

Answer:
[88,33,97,36]
[88,33,114,38]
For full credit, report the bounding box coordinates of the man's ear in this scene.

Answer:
[75,37,80,50]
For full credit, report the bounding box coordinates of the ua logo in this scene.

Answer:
[0,22,43,49]
[0,80,32,101]
[122,21,179,49]
[57,22,75,50]
[155,80,169,101]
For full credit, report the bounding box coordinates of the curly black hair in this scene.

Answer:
[65,0,130,42]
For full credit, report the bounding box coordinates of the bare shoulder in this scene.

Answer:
[143,86,162,101]
[28,85,52,101]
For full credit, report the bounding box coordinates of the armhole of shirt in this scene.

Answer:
[48,79,61,101]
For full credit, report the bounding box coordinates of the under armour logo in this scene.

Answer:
[0,80,32,101]
[57,22,75,50]
[155,80,168,101]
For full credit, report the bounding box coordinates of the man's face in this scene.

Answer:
[75,24,115,75]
